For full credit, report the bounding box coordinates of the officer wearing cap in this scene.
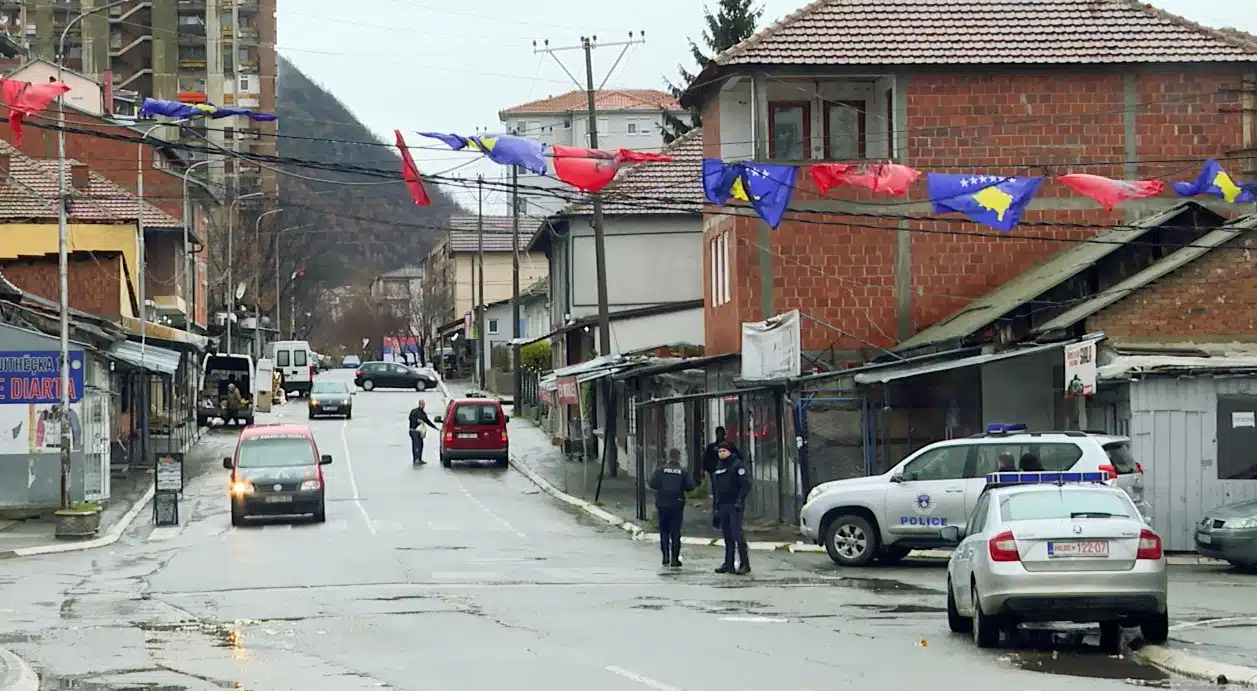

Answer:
[647,448,696,567]
[711,441,752,574]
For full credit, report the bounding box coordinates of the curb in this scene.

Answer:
[0,646,39,691]
[1140,644,1257,686]
[0,482,155,559]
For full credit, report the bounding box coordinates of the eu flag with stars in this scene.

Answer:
[1171,159,1257,204]
[140,98,277,121]
[417,132,547,176]
[926,174,1044,232]
[701,159,797,229]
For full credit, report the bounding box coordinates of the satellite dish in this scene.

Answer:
[0,16,10,25]
[235,281,247,300]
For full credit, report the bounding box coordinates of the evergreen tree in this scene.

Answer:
[662,0,763,144]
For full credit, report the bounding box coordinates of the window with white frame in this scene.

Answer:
[488,318,500,334]
[710,231,730,306]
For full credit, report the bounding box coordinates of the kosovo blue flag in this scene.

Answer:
[927,174,1043,232]
[701,158,797,228]
[417,132,547,175]
[1171,158,1256,204]
[140,98,277,121]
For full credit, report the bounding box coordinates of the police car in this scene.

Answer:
[941,471,1168,650]
[797,423,1150,567]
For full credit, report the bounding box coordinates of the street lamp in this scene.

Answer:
[274,224,312,341]
[182,157,219,322]
[253,207,283,358]
[226,191,264,352]
[55,0,134,509]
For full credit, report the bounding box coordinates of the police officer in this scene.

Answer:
[711,442,751,574]
[647,448,696,567]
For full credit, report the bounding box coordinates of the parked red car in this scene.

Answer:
[435,397,509,469]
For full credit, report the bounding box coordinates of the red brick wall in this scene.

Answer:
[702,68,1251,355]
[2,253,126,318]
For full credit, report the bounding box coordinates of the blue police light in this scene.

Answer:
[983,471,1109,485]
[986,422,1028,434]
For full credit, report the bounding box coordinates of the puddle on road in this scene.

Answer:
[848,603,945,615]
[1003,630,1170,686]
[135,621,249,659]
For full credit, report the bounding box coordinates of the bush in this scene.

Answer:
[520,341,551,371]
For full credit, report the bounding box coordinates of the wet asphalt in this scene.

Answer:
[0,369,1249,690]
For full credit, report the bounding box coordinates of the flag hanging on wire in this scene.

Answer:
[702,159,797,229]
[416,131,547,175]
[393,130,431,206]
[1057,174,1164,211]
[1171,159,1256,203]
[926,173,1043,232]
[140,98,278,121]
[810,163,920,196]
[290,268,305,281]
[551,146,674,192]
[0,78,70,146]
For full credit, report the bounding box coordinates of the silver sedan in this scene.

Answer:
[942,481,1168,650]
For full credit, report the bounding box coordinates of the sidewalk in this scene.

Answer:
[0,646,37,691]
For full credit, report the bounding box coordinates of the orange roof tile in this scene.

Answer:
[564,130,704,216]
[501,89,680,117]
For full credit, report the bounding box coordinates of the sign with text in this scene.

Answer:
[156,453,184,493]
[556,376,579,405]
[1064,339,1099,397]
[0,351,85,404]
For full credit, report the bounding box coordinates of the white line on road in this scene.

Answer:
[604,666,683,691]
[718,616,789,623]
[454,476,526,539]
[1170,615,1257,631]
[340,419,376,535]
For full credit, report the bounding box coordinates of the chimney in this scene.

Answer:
[70,163,91,190]
[0,153,10,182]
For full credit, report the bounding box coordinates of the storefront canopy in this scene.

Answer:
[108,339,181,376]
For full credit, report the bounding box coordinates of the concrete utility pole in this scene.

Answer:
[510,165,522,405]
[476,175,486,390]
[226,192,264,353]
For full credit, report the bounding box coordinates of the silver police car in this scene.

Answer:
[942,471,1168,650]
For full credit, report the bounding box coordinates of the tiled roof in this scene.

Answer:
[501,89,680,116]
[0,140,182,226]
[447,214,516,232]
[448,230,530,253]
[708,0,1257,67]
[566,130,704,216]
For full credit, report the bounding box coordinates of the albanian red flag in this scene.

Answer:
[1,78,70,146]
[1058,174,1165,211]
[393,129,431,207]
[614,149,672,165]
[810,163,920,196]
[552,146,674,193]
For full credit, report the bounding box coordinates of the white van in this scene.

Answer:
[269,340,315,397]
[198,353,255,427]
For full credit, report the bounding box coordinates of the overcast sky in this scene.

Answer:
[276,0,1257,213]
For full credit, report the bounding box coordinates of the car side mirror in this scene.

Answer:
[939,526,962,543]
[434,416,443,423]
[504,415,510,423]
[889,473,904,483]
[320,454,333,465]
[222,457,233,470]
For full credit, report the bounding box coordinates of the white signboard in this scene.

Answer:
[1064,339,1098,397]
[741,309,802,381]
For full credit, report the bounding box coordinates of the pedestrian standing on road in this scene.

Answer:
[711,442,752,575]
[648,448,696,568]
[408,399,439,465]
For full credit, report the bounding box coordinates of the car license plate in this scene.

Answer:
[1046,540,1108,557]
[457,433,476,439]
[265,495,292,503]
[1198,533,1213,545]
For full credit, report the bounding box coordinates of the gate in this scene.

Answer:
[795,393,873,491]
[82,390,111,502]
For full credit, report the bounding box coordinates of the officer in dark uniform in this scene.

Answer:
[711,442,752,574]
[647,448,696,567]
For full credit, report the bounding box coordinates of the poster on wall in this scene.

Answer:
[741,310,802,381]
[0,350,86,455]
[1064,339,1099,397]
[0,402,84,454]
[556,376,579,406]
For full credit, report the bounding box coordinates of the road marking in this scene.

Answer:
[1170,615,1257,631]
[148,526,182,541]
[604,666,683,691]
[341,418,376,535]
[718,616,789,623]
[454,476,526,538]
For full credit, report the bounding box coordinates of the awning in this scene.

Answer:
[108,340,182,375]
[853,341,1064,385]
[538,373,557,391]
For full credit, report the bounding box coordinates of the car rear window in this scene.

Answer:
[1104,442,1137,474]
[276,350,290,367]
[294,350,308,366]
[999,490,1135,521]
[453,403,500,426]
[237,436,314,468]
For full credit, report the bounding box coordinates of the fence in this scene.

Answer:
[794,391,874,489]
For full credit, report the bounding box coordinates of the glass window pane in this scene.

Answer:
[771,106,805,160]
[828,104,861,160]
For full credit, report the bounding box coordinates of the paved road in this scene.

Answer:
[0,369,1233,690]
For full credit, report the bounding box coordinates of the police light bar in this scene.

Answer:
[986,423,1028,434]
[984,471,1110,486]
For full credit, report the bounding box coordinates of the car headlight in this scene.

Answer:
[806,484,829,505]
[231,481,253,495]
[1227,517,1257,529]
[309,399,320,406]
[299,480,322,491]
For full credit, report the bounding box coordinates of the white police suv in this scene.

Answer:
[798,423,1150,567]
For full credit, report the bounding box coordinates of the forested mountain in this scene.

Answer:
[275,56,458,291]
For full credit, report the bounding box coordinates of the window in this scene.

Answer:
[885,88,896,160]
[973,443,1083,476]
[237,436,315,468]
[900,446,969,481]
[627,121,638,134]
[768,101,809,160]
[516,120,527,133]
[563,118,572,128]
[1104,442,1138,474]
[223,127,235,141]
[293,350,307,367]
[710,231,730,306]
[239,77,250,91]
[311,381,349,394]
[999,491,1136,522]
[275,350,290,367]
[967,493,991,534]
[1217,396,1257,480]
[454,403,500,426]
[488,318,499,334]
[825,101,866,160]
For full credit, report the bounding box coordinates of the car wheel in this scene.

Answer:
[345,411,352,420]
[308,412,316,420]
[972,584,1001,649]
[496,455,509,469]
[823,514,879,567]
[947,578,972,633]
[879,546,912,565]
[415,379,428,392]
[441,455,452,468]
[1140,612,1169,644]
[362,380,375,391]
[243,416,254,426]
[196,415,208,427]
[1099,622,1123,653]
[313,504,326,523]
[230,502,245,527]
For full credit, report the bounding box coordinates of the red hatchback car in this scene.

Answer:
[435,397,509,468]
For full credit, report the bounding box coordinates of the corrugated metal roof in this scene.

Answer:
[501,89,679,116]
[855,341,1064,385]
[895,201,1218,351]
[707,0,1257,68]
[448,230,530,253]
[108,339,182,375]
[1033,213,1257,336]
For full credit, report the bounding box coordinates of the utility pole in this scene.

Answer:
[510,165,522,407]
[476,175,486,390]
[535,32,645,488]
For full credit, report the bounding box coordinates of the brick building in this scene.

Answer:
[680,0,1257,360]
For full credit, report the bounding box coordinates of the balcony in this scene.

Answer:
[178,58,207,70]
[177,91,207,103]
[238,61,259,73]
[108,2,151,23]
[236,28,259,41]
